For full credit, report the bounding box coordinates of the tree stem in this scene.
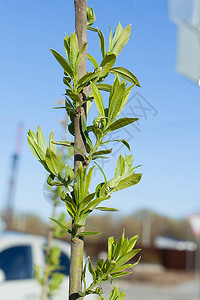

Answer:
[40,204,56,300]
[69,1,87,299]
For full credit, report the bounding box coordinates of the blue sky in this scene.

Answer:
[0,0,199,221]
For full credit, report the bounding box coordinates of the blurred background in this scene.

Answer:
[0,0,200,299]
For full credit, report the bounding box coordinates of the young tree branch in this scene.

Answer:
[69,1,87,299]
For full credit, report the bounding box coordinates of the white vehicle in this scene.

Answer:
[0,231,97,300]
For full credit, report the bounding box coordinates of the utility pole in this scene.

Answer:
[5,123,24,230]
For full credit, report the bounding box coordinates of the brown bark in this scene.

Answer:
[74,0,87,175]
[69,1,87,299]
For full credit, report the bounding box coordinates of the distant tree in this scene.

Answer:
[13,214,48,236]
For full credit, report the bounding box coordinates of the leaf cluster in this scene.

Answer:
[96,154,142,198]
[51,21,140,140]
[80,230,140,297]
[50,152,141,239]
[27,16,143,241]
[34,212,69,298]
[34,245,65,298]
[100,286,126,300]
[28,11,143,299]
[27,127,74,191]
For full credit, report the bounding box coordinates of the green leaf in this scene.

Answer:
[45,148,59,175]
[99,53,116,77]
[111,25,131,57]
[48,272,64,296]
[115,249,141,268]
[93,149,112,156]
[95,207,118,212]
[69,32,79,71]
[109,76,120,106]
[73,181,78,206]
[112,173,142,192]
[94,161,107,183]
[76,42,87,73]
[97,258,104,269]
[118,85,134,115]
[86,97,93,116]
[80,193,95,210]
[65,201,76,218]
[113,236,123,260]
[97,28,106,58]
[50,49,74,78]
[111,262,139,273]
[126,235,139,253]
[52,140,87,158]
[107,285,126,300]
[65,165,74,183]
[124,154,134,174]
[114,155,125,178]
[102,139,131,151]
[92,156,109,160]
[110,67,140,86]
[65,89,80,105]
[82,256,89,288]
[63,76,72,89]
[34,265,43,285]
[108,82,126,125]
[27,135,44,162]
[47,174,62,186]
[49,130,56,153]
[78,71,99,87]
[81,116,93,150]
[88,258,96,280]
[108,260,117,273]
[87,6,96,27]
[90,81,105,116]
[78,212,90,225]
[37,126,47,153]
[111,23,123,51]
[96,83,112,92]
[27,129,37,143]
[87,53,98,69]
[82,196,110,214]
[87,25,97,32]
[64,35,70,60]
[49,218,72,234]
[105,118,138,133]
[85,166,95,193]
[118,293,126,300]
[110,271,131,278]
[75,163,86,205]
[108,236,114,261]
[108,25,113,52]
[65,98,74,112]
[78,231,101,236]
[68,123,74,136]
[99,176,121,197]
